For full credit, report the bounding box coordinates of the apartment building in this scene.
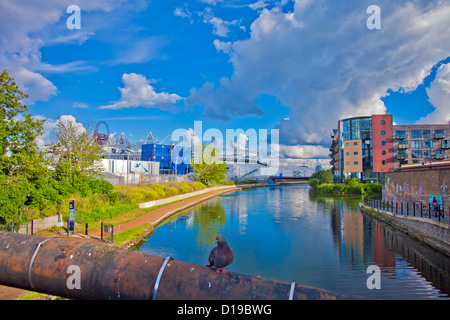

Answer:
[329,114,450,182]
[392,124,450,169]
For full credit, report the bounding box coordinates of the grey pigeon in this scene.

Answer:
[207,235,234,274]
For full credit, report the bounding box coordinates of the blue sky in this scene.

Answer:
[1,0,450,168]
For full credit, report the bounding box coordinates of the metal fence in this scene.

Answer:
[364,198,450,224]
[15,214,64,235]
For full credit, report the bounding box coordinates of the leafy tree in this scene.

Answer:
[49,116,105,183]
[308,169,333,190]
[0,69,49,180]
[191,143,228,185]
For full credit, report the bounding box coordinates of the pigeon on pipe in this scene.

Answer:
[207,235,234,274]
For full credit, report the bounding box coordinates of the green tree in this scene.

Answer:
[191,143,228,185]
[308,169,333,188]
[49,116,105,183]
[0,69,49,180]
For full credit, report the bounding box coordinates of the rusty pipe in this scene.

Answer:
[0,231,359,300]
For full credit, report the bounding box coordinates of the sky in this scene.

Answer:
[1,0,450,169]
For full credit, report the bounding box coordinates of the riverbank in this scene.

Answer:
[359,203,450,256]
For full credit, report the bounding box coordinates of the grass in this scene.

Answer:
[114,181,208,204]
[112,224,155,248]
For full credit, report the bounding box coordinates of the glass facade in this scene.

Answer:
[340,117,379,182]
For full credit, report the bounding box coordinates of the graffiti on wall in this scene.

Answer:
[384,176,449,208]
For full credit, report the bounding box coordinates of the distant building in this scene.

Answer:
[330,115,450,182]
[141,143,192,175]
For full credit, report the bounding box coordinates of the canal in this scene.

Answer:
[134,184,450,299]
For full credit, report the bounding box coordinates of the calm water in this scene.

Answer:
[135,184,450,299]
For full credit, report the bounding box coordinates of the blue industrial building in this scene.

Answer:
[142,143,192,175]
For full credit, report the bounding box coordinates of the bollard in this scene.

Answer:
[0,231,360,300]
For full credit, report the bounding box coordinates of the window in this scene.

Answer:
[346,162,350,165]
[382,160,386,165]
[346,152,350,156]
[381,150,386,155]
[398,140,408,145]
[381,130,386,135]
[411,130,422,138]
[441,140,450,148]
[354,161,358,165]
[395,130,406,139]
[423,130,431,138]
[354,152,358,155]
[436,150,446,159]
[345,142,350,146]
[411,140,422,149]
[412,150,422,158]
[435,130,446,139]
[424,150,431,159]
[381,141,386,146]
[424,140,433,148]
[380,120,385,125]
[353,141,358,145]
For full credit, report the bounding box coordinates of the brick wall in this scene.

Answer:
[384,167,450,207]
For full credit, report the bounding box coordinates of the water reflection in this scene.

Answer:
[313,195,450,298]
[190,201,226,244]
[136,185,450,299]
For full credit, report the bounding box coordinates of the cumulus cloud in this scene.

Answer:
[34,114,87,147]
[417,63,450,124]
[189,0,450,148]
[99,73,183,110]
[8,66,57,103]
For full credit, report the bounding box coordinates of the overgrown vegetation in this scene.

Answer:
[309,170,382,197]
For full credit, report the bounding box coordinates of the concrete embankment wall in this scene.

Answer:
[138,185,238,209]
[359,203,450,256]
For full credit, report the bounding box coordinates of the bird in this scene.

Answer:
[207,235,234,274]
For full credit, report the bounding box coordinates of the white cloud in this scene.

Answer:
[190,0,450,149]
[213,39,232,54]
[198,0,224,5]
[72,102,89,109]
[199,8,238,37]
[249,1,269,11]
[417,62,450,124]
[280,144,329,160]
[99,73,183,110]
[111,37,169,65]
[174,6,193,24]
[34,114,87,147]
[9,66,57,103]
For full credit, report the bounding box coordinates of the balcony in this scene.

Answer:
[436,153,447,160]
[396,152,407,160]
[397,144,409,149]
[395,133,408,139]
[434,132,447,139]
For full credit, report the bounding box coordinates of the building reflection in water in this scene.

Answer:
[323,197,449,295]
